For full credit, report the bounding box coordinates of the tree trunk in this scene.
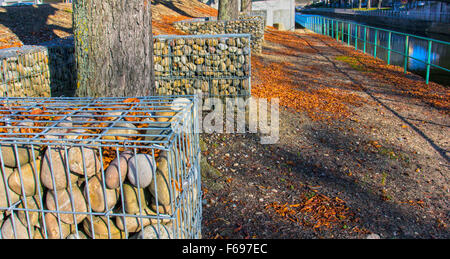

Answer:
[378,0,382,9]
[218,0,239,20]
[367,0,371,9]
[241,0,252,14]
[73,0,154,97]
[359,0,362,9]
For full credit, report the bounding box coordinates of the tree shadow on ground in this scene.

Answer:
[201,126,449,238]
[0,4,72,45]
[152,0,195,18]
[278,33,449,164]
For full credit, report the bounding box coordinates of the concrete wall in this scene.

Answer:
[252,0,296,30]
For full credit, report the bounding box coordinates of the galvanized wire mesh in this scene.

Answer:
[173,17,264,53]
[153,34,252,98]
[0,96,201,239]
[0,42,75,98]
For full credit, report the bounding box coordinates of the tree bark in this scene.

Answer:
[378,0,382,9]
[218,0,239,20]
[241,0,252,14]
[73,0,155,97]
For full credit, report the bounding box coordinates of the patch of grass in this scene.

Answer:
[377,147,410,163]
[381,171,388,186]
[305,191,317,199]
[335,55,371,72]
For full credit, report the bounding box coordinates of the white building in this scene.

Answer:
[199,0,296,31]
[252,0,296,31]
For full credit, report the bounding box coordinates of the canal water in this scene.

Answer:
[295,14,450,86]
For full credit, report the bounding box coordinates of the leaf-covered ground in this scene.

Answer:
[201,28,449,239]
[0,1,448,239]
[0,0,217,47]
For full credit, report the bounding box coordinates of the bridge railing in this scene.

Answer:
[303,15,450,85]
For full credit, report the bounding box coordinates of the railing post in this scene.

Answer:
[331,20,334,39]
[336,22,339,41]
[387,31,392,65]
[355,25,358,50]
[363,26,367,53]
[426,40,432,84]
[341,21,344,42]
[347,23,350,45]
[374,29,378,58]
[404,35,409,74]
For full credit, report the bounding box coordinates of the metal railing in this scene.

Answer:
[302,8,450,23]
[0,96,201,239]
[303,15,450,84]
[354,10,450,23]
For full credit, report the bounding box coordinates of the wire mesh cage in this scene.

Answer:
[0,96,201,239]
[0,42,75,98]
[154,34,252,98]
[173,17,264,53]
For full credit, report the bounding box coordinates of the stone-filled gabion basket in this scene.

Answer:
[0,96,201,239]
[173,18,264,53]
[0,40,75,98]
[154,34,251,97]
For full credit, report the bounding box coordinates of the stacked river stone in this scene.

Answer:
[173,17,264,53]
[154,35,251,97]
[0,41,75,98]
[0,47,52,98]
[0,114,199,239]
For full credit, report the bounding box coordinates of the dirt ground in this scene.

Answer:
[200,30,449,239]
[0,1,217,48]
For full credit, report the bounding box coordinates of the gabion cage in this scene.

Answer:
[0,96,201,239]
[173,17,265,53]
[153,34,252,98]
[0,41,75,98]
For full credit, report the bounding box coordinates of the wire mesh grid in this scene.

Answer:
[0,44,75,98]
[153,34,252,98]
[0,47,51,98]
[173,17,264,53]
[0,96,201,239]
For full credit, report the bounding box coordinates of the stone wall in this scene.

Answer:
[0,34,251,98]
[0,38,75,97]
[173,17,264,53]
[153,34,251,97]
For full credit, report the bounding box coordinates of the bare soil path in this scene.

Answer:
[201,29,449,239]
